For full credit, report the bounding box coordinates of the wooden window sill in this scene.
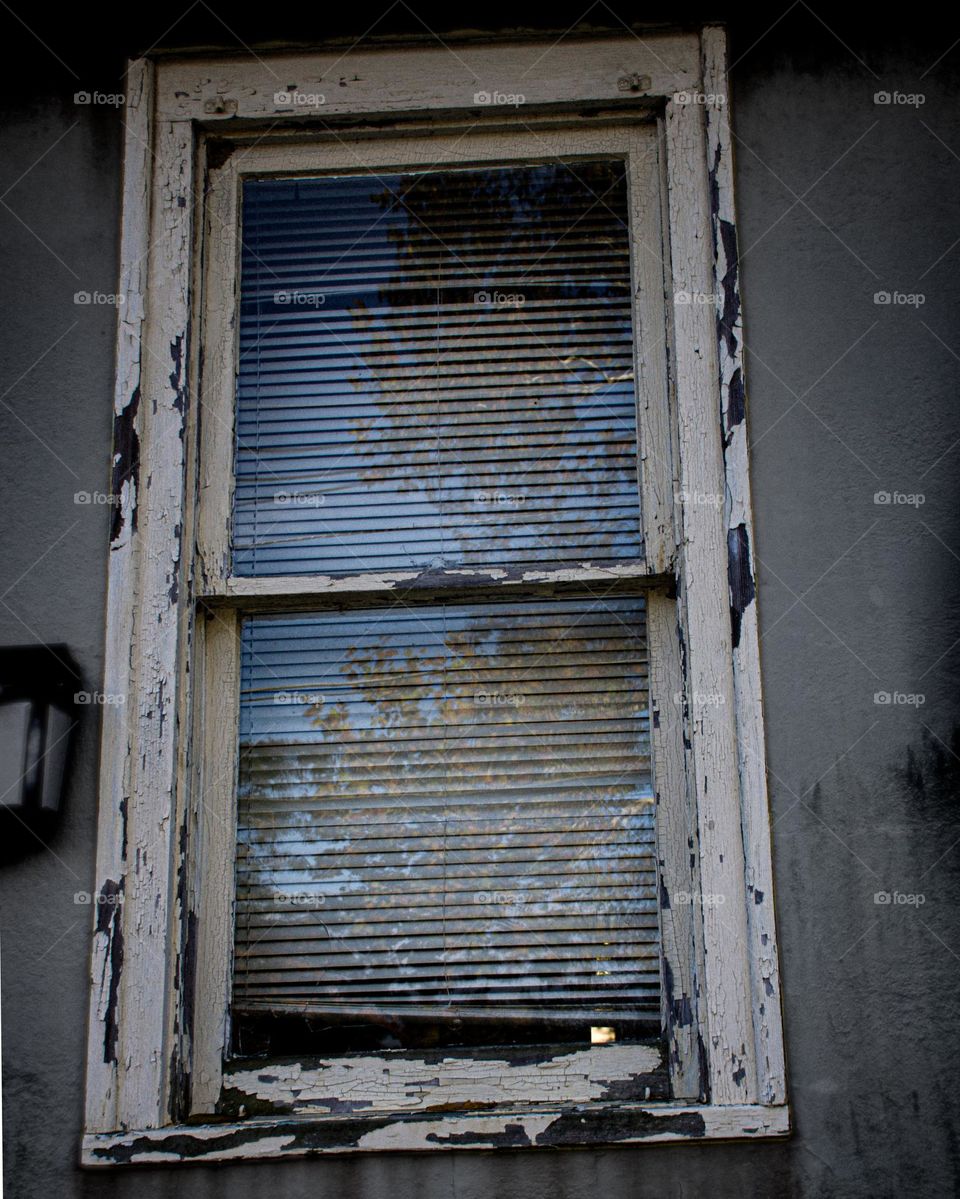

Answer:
[82,1102,791,1165]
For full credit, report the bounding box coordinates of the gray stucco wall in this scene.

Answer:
[2,12,958,1198]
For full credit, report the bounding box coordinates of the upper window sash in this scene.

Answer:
[196,124,673,602]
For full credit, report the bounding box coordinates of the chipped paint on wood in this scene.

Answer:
[702,24,786,1107]
[219,1045,666,1117]
[211,562,666,607]
[84,57,153,1136]
[647,591,707,1099]
[81,1102,788,1164]
[156,38,700,126]
[663,74,757,1104]
[726,523,756,651]
[84,30,789,1159]
[84,64,198,1134]
[110,387,140,544]
[629,125,676,574]
[115,110,195,1129]
[187,611,241,1114]
[195,146,239,592]
[94,880,124,1064]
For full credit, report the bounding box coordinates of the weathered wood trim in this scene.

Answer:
[663,83,756,1103]
[647,589,707,1100]
[202,122,658,176]
[166,107,219,1125]
[84,74,198,1131]
[84,55,155,1135]
[208,563,666,607]
[628,129,675,572]
[82,1102,789,1164]
[84,30,789,1160]
[128,113,197,1129]
[702,24,786,1106]
[155,37,700,126]
[195,147,240,593]
[220,1043,667,1117]
[185,610,241,1114]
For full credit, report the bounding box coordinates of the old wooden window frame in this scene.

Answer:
[82,26,789,1165]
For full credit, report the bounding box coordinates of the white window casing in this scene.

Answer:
[82,25,788,1165]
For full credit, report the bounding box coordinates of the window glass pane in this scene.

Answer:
[233,161,642,576]
[232,596,658,1051]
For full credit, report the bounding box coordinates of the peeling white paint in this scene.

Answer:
[702,25,786,1107]
[224,1045,664,1115]
[81,1103,789,1165]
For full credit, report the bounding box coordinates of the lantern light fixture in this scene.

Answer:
[0,645,80,862]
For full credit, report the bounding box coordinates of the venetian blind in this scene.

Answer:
[232,597,658,1021]
[233,161,642,576]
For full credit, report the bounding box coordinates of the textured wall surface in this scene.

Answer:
[1,7,958,1197]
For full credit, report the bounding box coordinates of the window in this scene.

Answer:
[229,152,659,1060]
[83,27,788,1165]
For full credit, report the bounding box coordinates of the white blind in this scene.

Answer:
[232,597,658,1021]
[233,161,642,576]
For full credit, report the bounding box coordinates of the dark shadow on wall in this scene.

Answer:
[1,1,959,103]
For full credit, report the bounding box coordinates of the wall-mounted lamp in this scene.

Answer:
[0,645,80,862]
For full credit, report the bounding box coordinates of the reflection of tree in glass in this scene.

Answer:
[303,606,650,901]
[233,601,657,1014]
[332,162,641,567]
